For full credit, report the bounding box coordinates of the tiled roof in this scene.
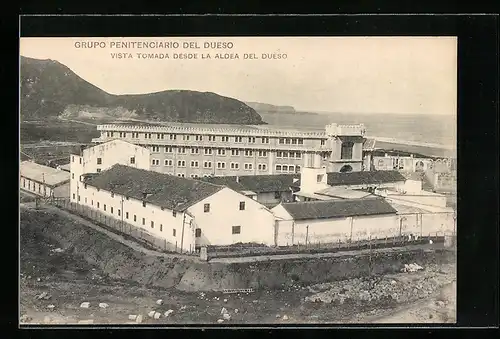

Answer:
[280,198,398,221]
[84,164,224,211]
[201,174,300,193]
[20,161,70,187]
[315,187,375,199]
[327,170,406,186]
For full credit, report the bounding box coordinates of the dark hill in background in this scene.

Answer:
[245,101,296,113]
[20,56,264,125]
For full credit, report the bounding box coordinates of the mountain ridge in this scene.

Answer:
[20,56,264,125]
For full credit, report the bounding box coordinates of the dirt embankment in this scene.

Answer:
[21,208,456,292]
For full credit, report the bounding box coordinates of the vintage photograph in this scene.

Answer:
[19,36,457,325]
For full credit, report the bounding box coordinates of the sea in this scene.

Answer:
[259,111,456,148]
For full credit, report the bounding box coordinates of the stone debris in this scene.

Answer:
[156,299,163,305]
[35,292,51,300]
[51,248,64,253]
[36,278,41,282]
[80,302,90,309]
[435,300,445,307]
[220,307,228,315]
[401,263,424,273]
[180,305,187,310]
[164,309,174,317]
[20,314,32,323]
[148,311,156,318]
[99,303,109,309]
[217,319,224,323]
[47,304,55,309]
[128,315,138,321]
[135,315,143,323]
[222,313,231,321]
[78,319,94,324]
[276,314,281,318]
[234,309,239,314]
[305,267,454,306]
[154,312,161,320]
[223,299,228,303]
[282,315,289,320]
[429,240,433,244]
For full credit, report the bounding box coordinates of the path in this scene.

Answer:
[20,203,199,262]
[209,243,446,263]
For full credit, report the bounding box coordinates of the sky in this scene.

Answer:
[20,37,457,116]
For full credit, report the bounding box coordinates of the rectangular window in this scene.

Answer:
[130,157,135,164]
[276,165,282,171]
[79,158,82,164]
[173,229,176,237]
[279,138,285,144]
[85,197,87,203]
[177,160,186,167]
[118,209,121,216]
[151,221,154,228]
[277,151,283,158]
[72,173,74,179]
[195,135,203,141]
[295,165,301,173]
[143,201,147,207]
[134,215,137,222]
[275,191,282,199]
[172,211,177,217]
[165,159,173,166]
[142,218,145,225]
[152,159,160,166]
[234,136,243,143]
[170,134,177,140]
[341,142,354,160]
[282,152,289,158]
[204,203,210,212]
[239,201,245,210]
[178,148,186,154]
[248,137,256,143]
[244,163,253,170]
[165,147,173,153]
[244,150,253,157]
[160,224,163,232]
[285,139,291,145]
[97,168,101,173]
[217,162,226,169]
[291,138,297,145]
[72,156,75,162]
[282,165,289,172]
[97,202,100,208]
[191,160,199,168]
[195,228,201,237]
[104,204,107,211]
[77,195,80,201]
[110,207,113,214]
[203,161,212,168]
[97,158,102,165]
[261,137,269,144]
[177,173,185,178]
[221,136,229,142]
[232,226,241,235]
[152,146,160,152]
[230,162,239,169]
[217,149,226,156]
[258,151,267,157]
[126,212,129,219]
[191,148,199,154]
[204,148,213,155]
[231,149,240,156]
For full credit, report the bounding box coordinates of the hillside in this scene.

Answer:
[20,56,264,125]
[245,101,296,113]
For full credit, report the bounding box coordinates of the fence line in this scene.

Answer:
[51,198,195,255]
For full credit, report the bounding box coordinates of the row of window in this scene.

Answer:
[151,159,267,170]
[22,179,47,195]
[276,151,302,159]
[106,131,272,144]
[150,146,270,157]
[278,138,305,145]
[275,164,301,173]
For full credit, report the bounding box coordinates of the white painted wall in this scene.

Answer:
[77,184,195,252]
[187,187,275,246]
[20,176,70,198]
[300,167,329,193]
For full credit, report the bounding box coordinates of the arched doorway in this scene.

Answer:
[415,161,425,172]
[340,165,353,173]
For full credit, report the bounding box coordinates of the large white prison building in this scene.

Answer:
[90,122,367,177]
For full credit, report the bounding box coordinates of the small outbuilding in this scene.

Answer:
[20,161,70,198]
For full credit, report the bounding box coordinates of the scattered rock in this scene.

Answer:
[99,303,109,309]
[223,299,228,303]
[252,300,258,304]
[36,278,41,282]
[78,319,94,324]
[217,319,224,323]
[154,312,161,320]
[136,315,143,323]
[156,299,163,305]
[282,315,289,320]
[435,300,445,307]
[80,302,90,309]
[164,309,174,317]
[128,315,137,321]
[220,307,228,315]
[35,292,51,300]
[47,304,55,309]
[51,248,64,253]
[222,313,231,321]
[234,309,239,314]
[148,311,156,318]
[276,314,280,318]
[390,280,397,285]
[180,305,187,310]
[20,314,32,323]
